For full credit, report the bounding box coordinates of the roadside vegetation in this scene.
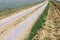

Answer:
[26,3,49,40]
[24,1,60,40]
[38,1,60,40]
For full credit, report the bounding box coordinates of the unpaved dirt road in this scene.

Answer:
[0,0,48,40]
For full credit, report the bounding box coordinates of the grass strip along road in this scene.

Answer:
[27,3,49,40]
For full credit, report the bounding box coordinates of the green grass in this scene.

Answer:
[27,3,49,40]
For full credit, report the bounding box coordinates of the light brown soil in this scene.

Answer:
[32,3,60,40]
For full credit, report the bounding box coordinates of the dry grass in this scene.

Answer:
[38,3,60,40]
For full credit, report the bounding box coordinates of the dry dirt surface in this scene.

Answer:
[32,2,60,40]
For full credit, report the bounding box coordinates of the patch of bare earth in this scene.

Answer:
[39,3,60,40]
[32,3,60,40]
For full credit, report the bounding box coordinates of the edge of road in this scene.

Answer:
[27,1,49,40]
